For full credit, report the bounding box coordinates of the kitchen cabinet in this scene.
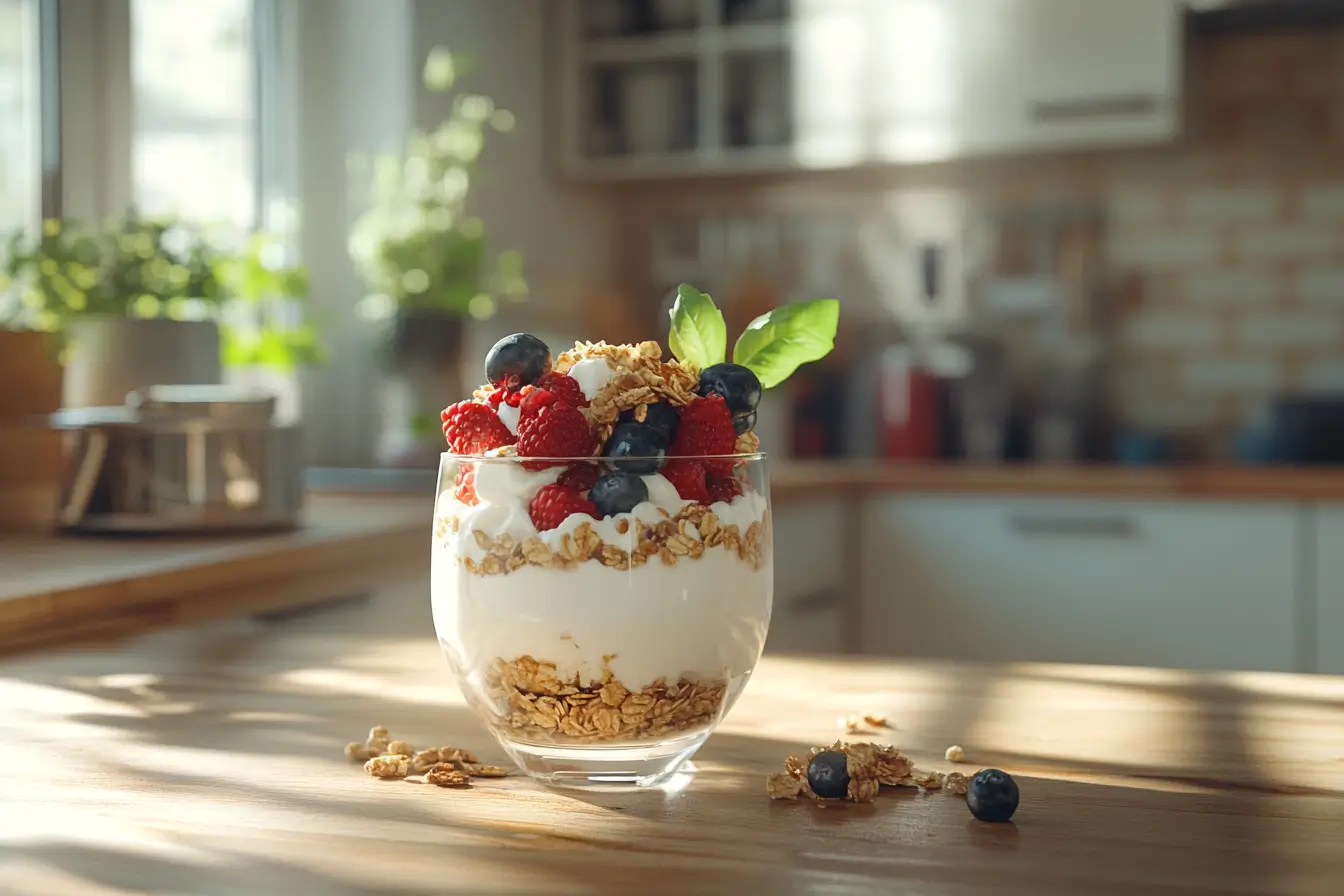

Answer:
[860,495,1301,672]
[765,498,849,654]
[555,0,1179,179]
[1313,506,1344,675]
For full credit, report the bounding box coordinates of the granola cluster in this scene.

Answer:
[448,502,768,576]
[344,726,510,787]
[553,340,700,445]
[766,740,970,804]
[487,655,727,744]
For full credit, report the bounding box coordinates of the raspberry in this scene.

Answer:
[484,388,506,409]
[516,403,594,469]
[536,372,589,408]
[557,463,600,492]
[529,483,597,531]
[519,387,560,421]
[441,401,514,455]
[668,395,736,475]
[660,460,710,503]
[707,474,742,504]
[502,386,529,408]
[454,464,478,506]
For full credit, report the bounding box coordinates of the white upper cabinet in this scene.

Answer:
[559,0,1181,178]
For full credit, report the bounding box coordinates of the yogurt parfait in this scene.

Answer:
[431,285,838,786]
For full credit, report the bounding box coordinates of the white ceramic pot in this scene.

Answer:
[63,317,222,409]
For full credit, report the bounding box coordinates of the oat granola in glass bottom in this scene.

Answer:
[431,288,834,786]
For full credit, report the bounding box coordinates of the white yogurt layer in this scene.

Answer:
[431,540,772,689]
[431,457,772,688]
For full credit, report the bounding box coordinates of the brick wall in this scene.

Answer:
[1096,30,1344,452]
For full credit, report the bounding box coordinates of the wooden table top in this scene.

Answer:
[3,571,1344,895]
[0,494,426,657]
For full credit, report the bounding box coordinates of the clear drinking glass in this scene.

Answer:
[431,453,773,787]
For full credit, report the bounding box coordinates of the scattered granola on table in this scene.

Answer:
[425,764,472,788]
[945,744,965,763]
[767,741,970,806]
[364,754,411,779]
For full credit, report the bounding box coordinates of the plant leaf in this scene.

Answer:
[667,283,726,368]
[732,298,839,389]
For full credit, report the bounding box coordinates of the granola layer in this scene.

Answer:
[485,655,727,744]
[438,501,768,576]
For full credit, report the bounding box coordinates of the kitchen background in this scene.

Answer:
[3,0,1344,677]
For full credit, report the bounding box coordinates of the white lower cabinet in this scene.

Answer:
[860,496,1301,672]
[766,499,849,655]
[1314,506,1344,675]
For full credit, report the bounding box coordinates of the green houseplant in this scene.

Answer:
[0,213,322,407]
[348,48,525,464]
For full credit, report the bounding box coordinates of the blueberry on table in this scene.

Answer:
[697,363,762,416]
[619,401,679,443]
[806,750,850,800]
[589,471,649,517]
[485,333,551,390]
[732,410,757,436]
[603,422,666,474]
[966,768,1019,823]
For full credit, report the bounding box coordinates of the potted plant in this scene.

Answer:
[0,213,321,408]
[348,48,526,466]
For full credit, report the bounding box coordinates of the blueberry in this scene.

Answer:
[966,768,1019,823]
[733,410,757,436]
[618,401,679,444]
[589,471,648,517]
[603,422,666,474]
[485,333,551,390]
[697,363,762,416]
[806,750,850,800]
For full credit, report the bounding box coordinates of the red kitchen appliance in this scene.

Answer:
[878,346,943,461]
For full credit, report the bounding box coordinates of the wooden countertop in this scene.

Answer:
[0,493,425,657]
[3,571,1342,895]
[771,461,1344,502]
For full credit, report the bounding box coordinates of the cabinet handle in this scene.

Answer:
[789,587,843,615]
[1009,513,1136,539]
[1029,94,1159,123]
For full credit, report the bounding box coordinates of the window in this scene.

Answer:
[0,0,42,236]
[131,0,257,228]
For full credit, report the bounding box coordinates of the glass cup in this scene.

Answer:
[431,453,773,787]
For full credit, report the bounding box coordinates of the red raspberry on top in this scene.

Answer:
[557,463,600,492]
[519,387,560,421]
[707,474,742,504]
[536,372,589,408]
[529,483,597,531]
[441,401,514,455]
[484,388,506,409]
[660,460,710,504]
[668,395,736,475]
[516,402,595,469]
[454,464,479,506]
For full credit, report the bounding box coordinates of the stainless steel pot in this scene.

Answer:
[48,385,303,533]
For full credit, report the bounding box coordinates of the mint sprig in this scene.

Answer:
[667,284,839,388]
[667,283,726,369]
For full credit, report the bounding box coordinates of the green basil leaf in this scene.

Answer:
[667,283,726,368]
[732,298,839,389]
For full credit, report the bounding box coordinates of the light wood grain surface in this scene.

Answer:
[2,570,1343,895]
[0,494,425,657]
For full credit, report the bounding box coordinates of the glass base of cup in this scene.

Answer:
[497,730,711,789]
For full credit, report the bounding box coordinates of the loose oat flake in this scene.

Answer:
[364,754,411,779]
[425,764,472,788]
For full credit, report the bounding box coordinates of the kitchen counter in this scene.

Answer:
[771,461,1344,502]
[0,493,425,657]
[2,570,1342,895]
